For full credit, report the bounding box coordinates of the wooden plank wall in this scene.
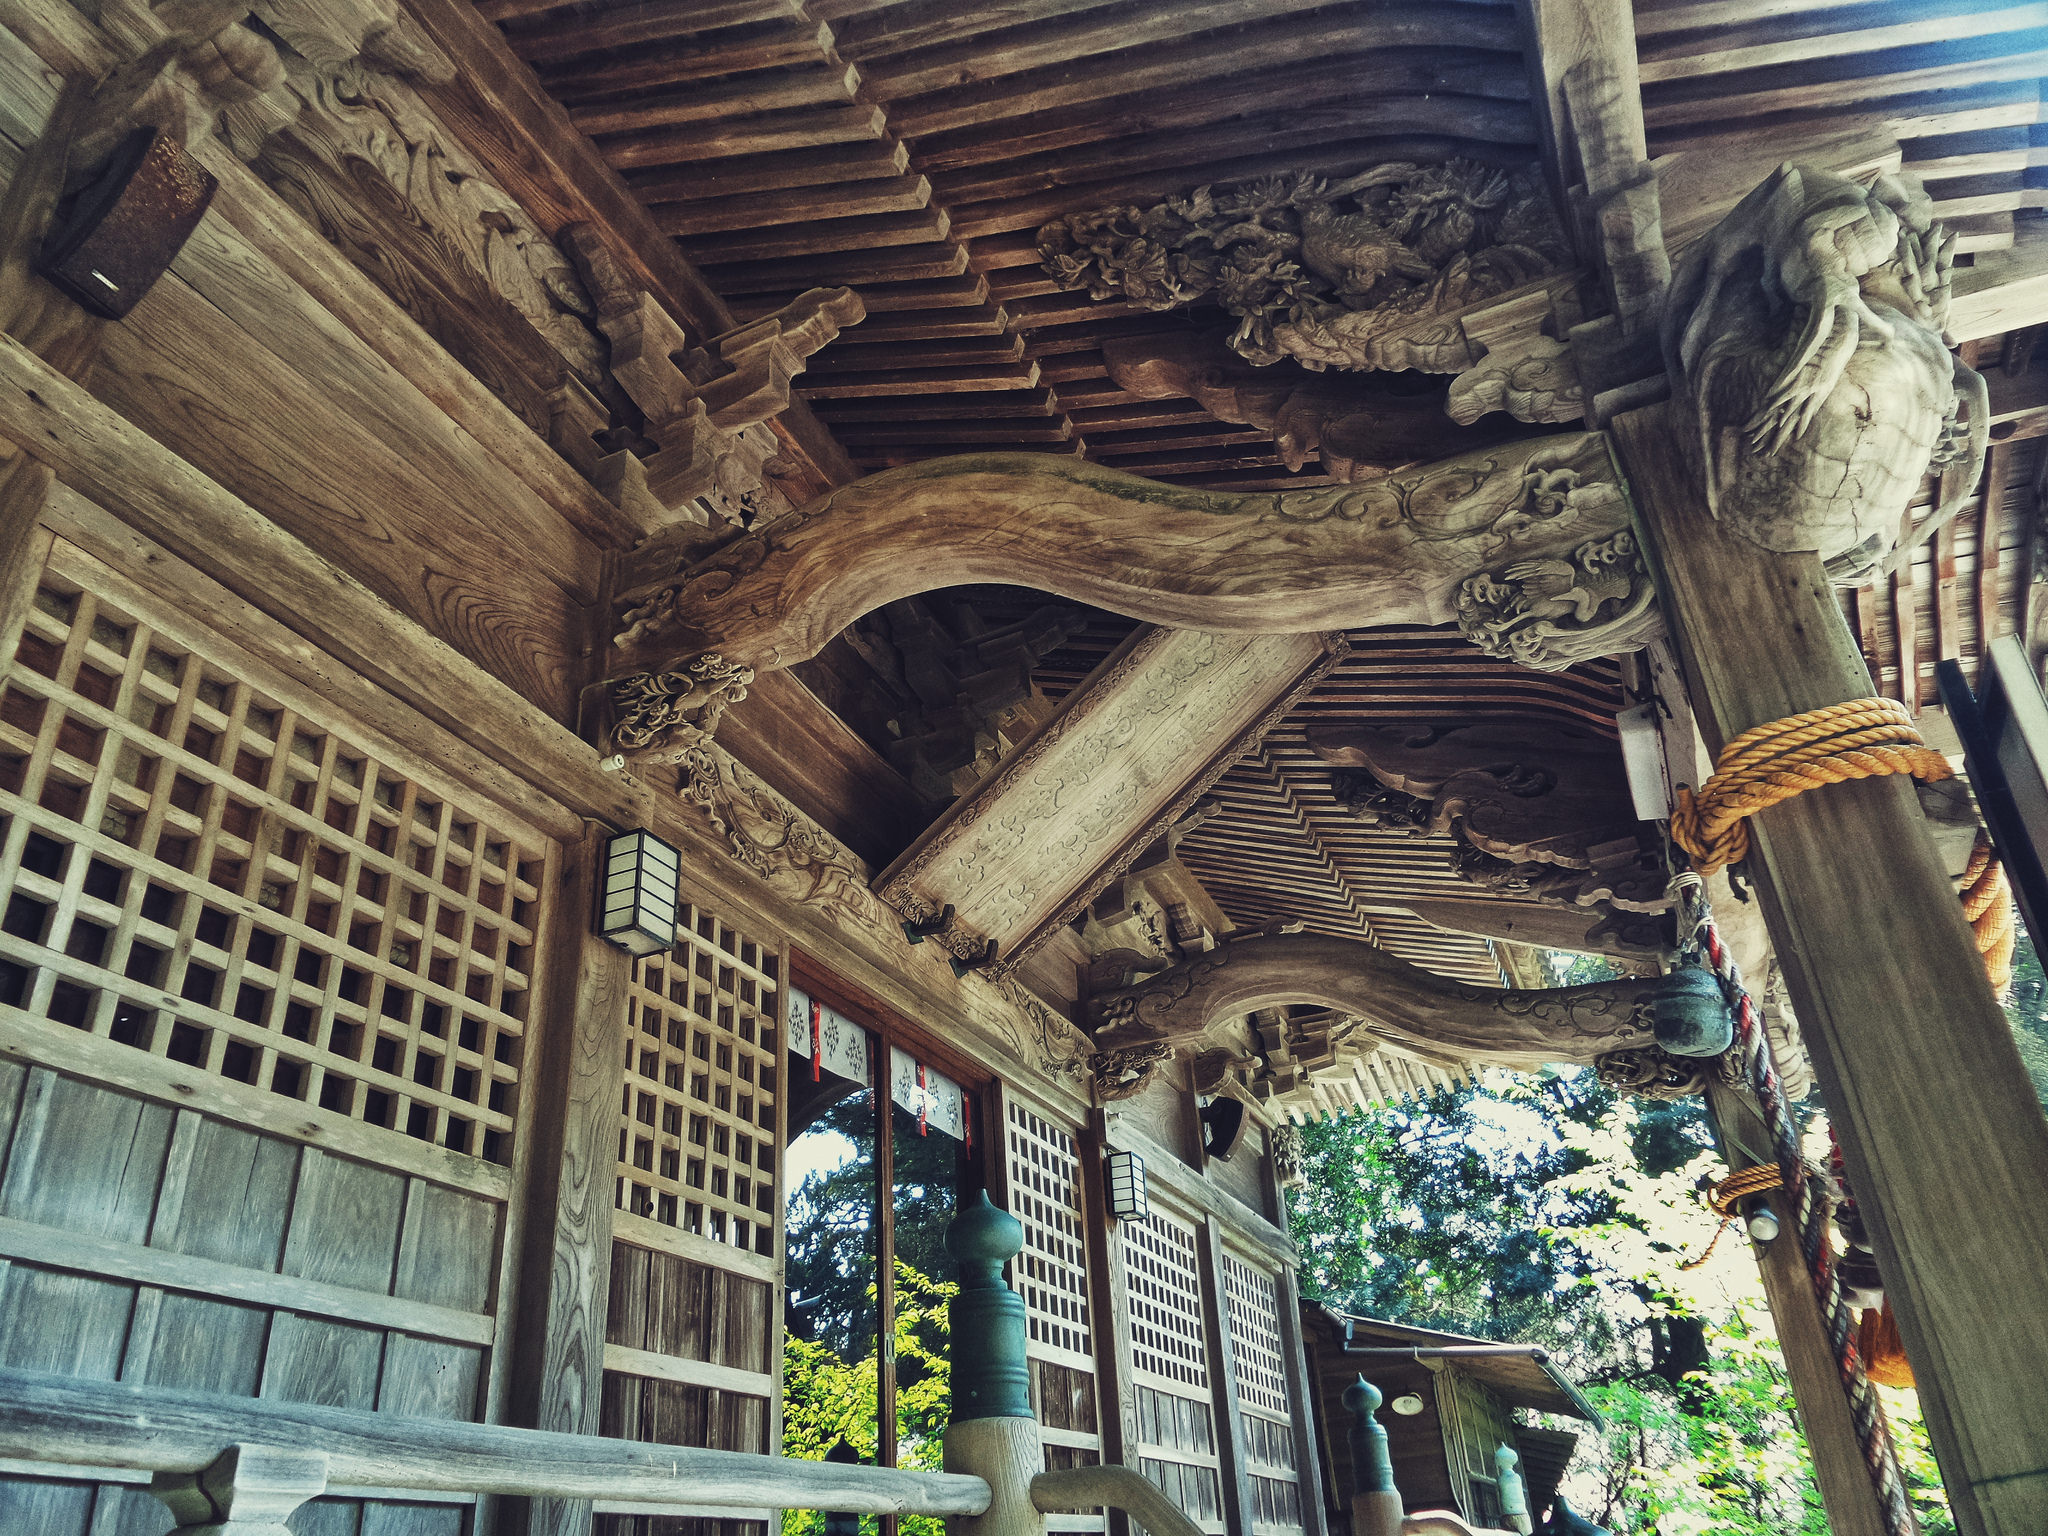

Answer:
[0,531,551,1532]
[0,1063,501,1534]
[0,17,613,725]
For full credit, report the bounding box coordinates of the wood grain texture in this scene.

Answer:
[94,270,593,719]
[0,334,622,826]
[0,1215,495,1346]
[1615,400,2048,1536]
[0,1364,994,1511]
[612,436,1628,674]
[396,0,860,502]
[1093,930,1660,1070]
[876,628,1342,973]
[503,829,628,1535]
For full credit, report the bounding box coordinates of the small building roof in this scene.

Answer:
[1303,1303,1604,1428]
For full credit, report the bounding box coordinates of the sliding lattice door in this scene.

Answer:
[1223,1253,1305,1536]
[1122,1205,1225,1534]
[1007,1100,1103,1532]
[0,539,556,1535]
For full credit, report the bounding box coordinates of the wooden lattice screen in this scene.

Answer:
[0,565,548,1163]
[1007,1099,1103,1532]
[1122,1207,1223,1532]
[1222,1252,1304,1533]
[615,904,782,1258]
[1008,1100,1093,1358]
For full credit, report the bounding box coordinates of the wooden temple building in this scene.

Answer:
[0,1,2046,1535]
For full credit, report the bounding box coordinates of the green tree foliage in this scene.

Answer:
[1289,1066,1954,1534]
[782,1260,956,1536]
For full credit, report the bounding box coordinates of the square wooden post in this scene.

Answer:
[502,825,632,1536]
[1614,402,2048,1536]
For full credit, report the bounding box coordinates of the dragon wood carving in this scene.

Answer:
[1088,930,1672,1076]
[1663,165,1988,578]
[1038,162,1571,375]
[603,438,1638,758]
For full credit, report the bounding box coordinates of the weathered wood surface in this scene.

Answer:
[1196,1220,1258,1536]
[612,435,1627,673]
[1705,1082,1888,1536]
[1092,931,1660,1070]
[0,1366,992,1511]
[0,1214,493,1345]
[93,265,597,720]
[504,829,627,1535]
[1615,400,2048,1536]
[877,627,1341,973]
[1034,1463,1207,1536]
[399,0,860,503]
[0,332,621,813]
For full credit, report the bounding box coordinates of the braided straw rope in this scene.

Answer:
[1671,698,1954,876]
[1679,1163,1789,1271]
[1961,833,2017,992]
[1671,696,2016,997]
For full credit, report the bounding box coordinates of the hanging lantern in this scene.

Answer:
[1104,1149,1149,1222]
[597,830,681,955]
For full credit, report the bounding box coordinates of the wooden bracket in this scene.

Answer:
[149,1443,331,1534]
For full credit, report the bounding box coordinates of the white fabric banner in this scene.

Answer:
[785,986,871,1084]
[890,1044,968,1142]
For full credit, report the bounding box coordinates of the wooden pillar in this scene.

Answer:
[1081,1113,1138,1536]
[502,825,631,1536]
[1197,1219,1257,1536]
[1615,401,2048,1536]
[1704,1081,1888,1536]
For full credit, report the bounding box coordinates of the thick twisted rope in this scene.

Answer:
[1679,1163,1788,1272]
[1671,697,2015,997]
[1961,833,2017,993]
[1671,873,1919,1536]
[1671,698,1953,876]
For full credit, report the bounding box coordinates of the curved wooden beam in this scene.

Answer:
[609,434,1630,678]
[1090,930,1666,1070]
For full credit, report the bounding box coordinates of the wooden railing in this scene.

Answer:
[0,1366,990,1527]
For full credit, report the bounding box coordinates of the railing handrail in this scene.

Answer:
[0,1367,991,1516]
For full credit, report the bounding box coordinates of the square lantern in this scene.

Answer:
[1104,1149,1149,1222]
[598,830,681,956]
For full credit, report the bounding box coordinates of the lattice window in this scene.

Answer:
[1222,1253,1291,1418]
[1123,1206,1222,1533]
[615,903,780,1257]
[0,568,546,1160]
[1123,1206,1209,1391]
[1223,1253,1301,1533]
[1007,1101,1093,1360]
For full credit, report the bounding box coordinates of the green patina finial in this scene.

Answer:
[1342,1375,1395,1495]
[1496,1443,1530,1528]
[946,1190,1033,1422]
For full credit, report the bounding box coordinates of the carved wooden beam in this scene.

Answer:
[874,625,1345,977]
[602,434,1661,755]
[1088,929,1670,1072]
[1100,329,1535,479]
[1309,717,1669,915]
